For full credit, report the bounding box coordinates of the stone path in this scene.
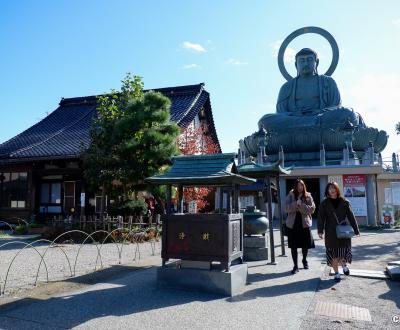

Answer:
[0,229,323,330]
[301,229,400,330]
[0,228,398,329]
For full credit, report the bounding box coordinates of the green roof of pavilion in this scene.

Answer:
[145,153,256,186]
[237,160,292,178]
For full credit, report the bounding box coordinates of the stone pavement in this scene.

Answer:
[0,228,398,330]
[301,229,400,330]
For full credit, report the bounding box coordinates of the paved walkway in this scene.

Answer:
[0,229,398,330]
[301,229,400,330]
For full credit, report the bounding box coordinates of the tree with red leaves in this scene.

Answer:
[178,122,220,211]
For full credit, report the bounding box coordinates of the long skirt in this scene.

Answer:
[287,212,315,249]
[326,247,352,266]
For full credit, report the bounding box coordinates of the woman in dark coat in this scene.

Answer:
[318,182,360,282]
[285,179,316,274]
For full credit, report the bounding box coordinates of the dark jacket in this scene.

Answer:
[318,197,360,249]
[285,190,315,229]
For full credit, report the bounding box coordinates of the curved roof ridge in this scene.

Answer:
[176,84,204,126]
[60,83,205,106]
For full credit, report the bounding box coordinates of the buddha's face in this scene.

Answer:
[296,54,318,76]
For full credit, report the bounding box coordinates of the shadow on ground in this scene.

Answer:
[0,265,220,329]
[228,277,322,303]
[378,280,400,309]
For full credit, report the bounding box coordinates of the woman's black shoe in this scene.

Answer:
[302,260,309,269]
[291,266,299,274]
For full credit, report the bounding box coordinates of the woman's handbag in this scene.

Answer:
[333,212,355,239]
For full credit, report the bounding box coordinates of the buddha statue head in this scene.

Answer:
[295,48,319,77]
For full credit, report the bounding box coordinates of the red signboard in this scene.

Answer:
[342,174,367,216]
[343,174,366,187]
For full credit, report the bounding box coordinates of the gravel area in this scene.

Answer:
[0,237,161,296]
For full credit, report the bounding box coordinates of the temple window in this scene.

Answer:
[0,172,28,208]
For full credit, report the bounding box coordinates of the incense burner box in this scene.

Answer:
[161,213,243,270]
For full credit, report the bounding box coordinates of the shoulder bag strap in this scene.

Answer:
[326,199,344,225]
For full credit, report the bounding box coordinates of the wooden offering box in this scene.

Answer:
[162,213,243,270]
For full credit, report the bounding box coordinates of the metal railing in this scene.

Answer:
[0,222,161,296]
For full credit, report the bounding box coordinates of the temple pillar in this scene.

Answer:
[366,175,377,226]
[319,176,328,202]
[279,177,286,218]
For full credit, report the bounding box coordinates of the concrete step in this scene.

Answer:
[329,268,390,280]
[386,265,400,280]
[388,260,400,266]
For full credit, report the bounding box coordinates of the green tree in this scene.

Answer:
[82,73,180,215]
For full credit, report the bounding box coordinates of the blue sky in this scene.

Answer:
[1,0,400,160]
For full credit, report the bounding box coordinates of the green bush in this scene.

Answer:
[28,223,44,228]
[109,199,148,216]
[14,225,27,235]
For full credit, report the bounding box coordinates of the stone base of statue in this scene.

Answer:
[243,125,387,167]
[243,236,268,261]
[157,260,248,297]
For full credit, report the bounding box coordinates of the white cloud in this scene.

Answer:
[392,18,400,27]
[270,40,296,63]
[182,41,206,53]
[345,73,400,157]
[182,64,201,70]
[226,58,248,66]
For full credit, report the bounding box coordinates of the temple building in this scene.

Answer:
[0,83,220,222]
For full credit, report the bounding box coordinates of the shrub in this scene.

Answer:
[14,225,27,235]
[28,223,44,228]
[109,199,148,217]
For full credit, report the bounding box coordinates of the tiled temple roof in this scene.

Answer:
[0,83,220,162]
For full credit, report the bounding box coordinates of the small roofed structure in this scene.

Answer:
[237,160,291,178]
[146,153,254,187]
[146,153,256,271]
[238,160,292,263]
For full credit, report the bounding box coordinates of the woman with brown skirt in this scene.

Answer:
[318,182,360,282]
[285,179,316,274]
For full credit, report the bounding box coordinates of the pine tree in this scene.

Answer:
[82,74,180,215]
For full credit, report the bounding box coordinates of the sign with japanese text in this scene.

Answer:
[343,174,367,216]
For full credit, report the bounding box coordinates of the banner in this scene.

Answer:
[240,195,255,208]
[343,174,367,216]
[328,175,343,192]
